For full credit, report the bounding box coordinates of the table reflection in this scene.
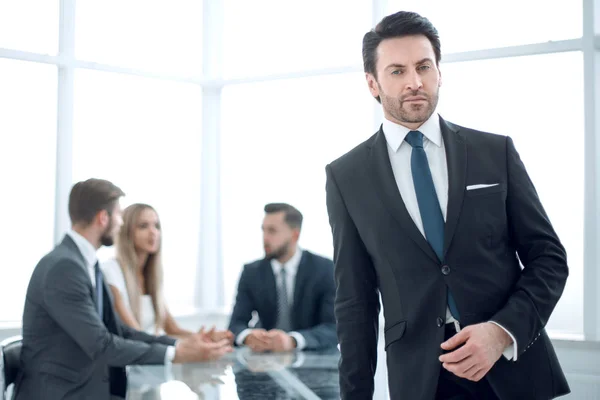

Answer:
[126,347,340,400]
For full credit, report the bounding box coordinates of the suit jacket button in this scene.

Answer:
[436,317,444,327]
[441,265,450,275]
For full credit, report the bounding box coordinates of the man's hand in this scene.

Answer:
[173,334,233,363]
[439,322,512,382]
[265,329,296,352]
[244,329,272,352]
[199,326,235,344]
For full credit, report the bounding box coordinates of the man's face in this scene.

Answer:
[262,212,296,260]
[366,35,441,129]
[100,201,123,247]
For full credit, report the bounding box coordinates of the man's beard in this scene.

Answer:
[100,220,114,247]
[379,85,439,125]
[265,240,291,261]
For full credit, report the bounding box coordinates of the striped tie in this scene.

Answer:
[275,267,292,331]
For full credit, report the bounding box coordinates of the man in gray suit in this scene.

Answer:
[14,178,232,400]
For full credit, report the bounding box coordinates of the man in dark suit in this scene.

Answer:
[15,178,232,400]
[228,203,337,352]
[325,11,570,400]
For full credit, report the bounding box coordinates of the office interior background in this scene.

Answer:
[1,0,599,397]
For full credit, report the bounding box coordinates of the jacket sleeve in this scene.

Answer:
[294,260,337,350]
[228,265,256,342]
[326,164,380,399]
[491,136,569,356]
[43,260,169,367]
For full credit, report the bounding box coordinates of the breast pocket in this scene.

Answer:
[463,183,508,247]
[465,183,506,197]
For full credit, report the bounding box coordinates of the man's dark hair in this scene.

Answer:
[363,11,441,80]
[264,203,303,230]
[68,178,125,226]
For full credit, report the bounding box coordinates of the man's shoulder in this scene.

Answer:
[448,121,507,146]
[243,258,269,273]
[302,250,332,265]
[36,244,85,277]
[301,251,334,274]
[327,131,378,171]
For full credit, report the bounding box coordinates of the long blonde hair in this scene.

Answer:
[116,203,166,333]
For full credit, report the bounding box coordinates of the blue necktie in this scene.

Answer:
[405,130,460,320]
[94,262,103,317]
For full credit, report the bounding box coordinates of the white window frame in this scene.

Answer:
[0,0,598,343]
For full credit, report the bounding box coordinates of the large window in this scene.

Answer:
[0,1,597,343]
[439,52,585,335]
[220,73,374,306]
[75,1,203,76]
[386,0,582,53]
[72,69,203,312]
[222,0,372,78]
[0,1,59,54]
[0,59,57,322]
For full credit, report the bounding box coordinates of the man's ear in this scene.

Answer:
[366,73,380,98]
[96,209,109,227]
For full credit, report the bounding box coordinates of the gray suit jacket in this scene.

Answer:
[14,235,176,400]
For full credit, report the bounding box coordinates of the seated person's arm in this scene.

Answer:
[228,265,257,344]
[164,308,194,338]
[293,262,337,350]
[108,284,142,331]
[45,260,171,365]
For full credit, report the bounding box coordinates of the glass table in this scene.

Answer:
[126,347,341,400]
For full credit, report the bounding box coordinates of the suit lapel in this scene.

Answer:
[369,128,439,263]
[439,117,467,258]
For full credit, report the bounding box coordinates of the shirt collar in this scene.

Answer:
[382,111,442,152]
[66,229,98,268]
[271,247,303,277]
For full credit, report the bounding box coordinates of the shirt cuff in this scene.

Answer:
[289,332,306,350]
[236,329,254,346]
[489,321,518,361]
[165,343,177,364]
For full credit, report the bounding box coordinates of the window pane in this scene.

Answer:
[72,69,203,311]
[221,73,374,306]
[0,0,59,54]
[439,52,584,335]
[0,59,57,322]
[75,0,203,76]
[223,0,372,78]
[386,0,582,53]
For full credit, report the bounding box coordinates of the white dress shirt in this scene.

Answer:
[382,113,518,361]
[66,230,176,363]
[236,248,307,350]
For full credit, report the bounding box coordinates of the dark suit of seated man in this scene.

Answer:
[14,179,232,400]
[228,203,337,352]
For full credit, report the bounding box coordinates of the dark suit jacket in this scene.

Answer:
[228,251,337,350]
[14,235,176,400]
[326,117,570,400]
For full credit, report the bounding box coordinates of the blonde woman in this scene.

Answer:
[102,203,232,341]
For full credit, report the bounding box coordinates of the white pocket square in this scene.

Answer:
[466,183,499,191]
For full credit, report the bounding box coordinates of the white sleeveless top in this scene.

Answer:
[101,259,164,335]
